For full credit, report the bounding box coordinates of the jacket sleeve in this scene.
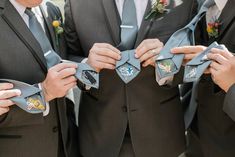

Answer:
[64,0,86,63]
[223,84,235,121]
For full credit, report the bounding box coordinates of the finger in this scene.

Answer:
[210,48,233,59]
[63,76,77,86]
[204,68,211,74]
[95,43,121,54]
[96,61,116,70]
[0,83,14,90]
[142,56,156,67]
[171,45,206,54]
[210,61,223,71]
[58,68,77,79]
[207,53,228,65]
[139,47,161,62]
[209,67,218,74]
[0,107,10,115]
[0,100,15,107]
[96,55,117,65]
[0,89,21,100]
[50,63,78,72]
[95,48,121,60]
[136,39,160,51]
[64,82,77,92]
[184,54,199,60]
[136,39,163,58]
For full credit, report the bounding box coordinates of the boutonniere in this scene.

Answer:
[207,18,222,39]
[145,0,168,20]
[52,18,64,46]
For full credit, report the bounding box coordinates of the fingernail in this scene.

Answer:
[135,53,138,58]
[171,49,176,53]
[15,89,21,95]
[8,83,14,88]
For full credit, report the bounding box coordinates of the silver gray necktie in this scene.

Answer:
[0,79,46,114]
[119,0,138,50]
[25,8,62,69]
[25,9,99,88]
[182,0,216,129]
[116,0,140,83]
[155,0,216,85]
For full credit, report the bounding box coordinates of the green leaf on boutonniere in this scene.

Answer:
[145,0,168,20]
[145,10,157,20]
[52,18,64,46]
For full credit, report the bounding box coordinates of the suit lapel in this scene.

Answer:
[218,0,235,41]
[1,0,47,72]
[134,0,152,47]
[102,0,121,46]
[39,3,59,53]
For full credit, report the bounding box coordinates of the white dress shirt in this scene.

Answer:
[115,0,149,28]
[206,0,228,23]
[10,0,50,116]
[10,0,45,31]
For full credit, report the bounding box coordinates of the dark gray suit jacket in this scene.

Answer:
[223,84,235,122]
[0,0,78,157]
[188,1,235,157]
[65,0,197,157]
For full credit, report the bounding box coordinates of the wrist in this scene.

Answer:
[41,82,54,102]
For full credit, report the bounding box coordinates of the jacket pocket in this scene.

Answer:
[0,135,22,139]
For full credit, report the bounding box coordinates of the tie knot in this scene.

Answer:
[203,0,215,9]
[25,8,35,18]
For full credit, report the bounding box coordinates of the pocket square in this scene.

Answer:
[0,79,46,114]
[75,63,99,89]
[184,42,226,82]
[116,50,141,84]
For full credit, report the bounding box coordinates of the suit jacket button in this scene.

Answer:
[122,106,127,112]
[52,126,58,133]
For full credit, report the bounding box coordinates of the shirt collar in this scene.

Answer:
[215,0,228,11]
[9,0,26,17]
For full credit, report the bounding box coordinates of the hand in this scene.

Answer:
[207,48,235,92]
[0,83,21,115]
[171,45,206,65]
[135,39,163,67]
[42,63,78,102]
[87,43,121,72]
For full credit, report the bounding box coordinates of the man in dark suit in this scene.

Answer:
[207,47,235,122]
[172,0,235,156]
[0,0,78,156]
[64,0,197,156]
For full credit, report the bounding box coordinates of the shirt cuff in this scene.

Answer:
[81,58,88,63]
[38,83,50,117]
[156,76,174,86]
